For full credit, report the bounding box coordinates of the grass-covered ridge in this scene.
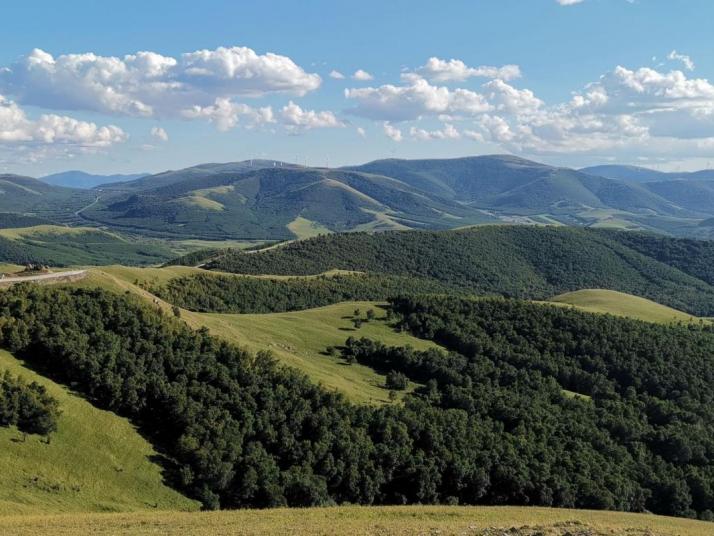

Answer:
[549,289,704,324]
[205,226,714,316]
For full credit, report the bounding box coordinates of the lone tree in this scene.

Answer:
[352,318,363,329]
[353,308,361,318]
[386,370,408,391]
[366,309,376,321]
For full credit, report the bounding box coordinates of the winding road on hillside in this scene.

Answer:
[0,270,87,285]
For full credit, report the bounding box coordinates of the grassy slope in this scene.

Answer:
[549,289,704,324]
[287,216,332,239]
[75,268,437,405]
[0,350,198,515]
[1,505,711,535]
[182,302,438,405]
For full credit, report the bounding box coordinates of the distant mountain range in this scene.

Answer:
[41,170,147,189]
[2,156,714,240]
[580,164,714,183]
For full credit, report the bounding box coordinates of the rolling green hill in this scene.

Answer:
[0,225,176,266]
[548,289,703,324]
[203,226,714,316]
[0,350,197,515]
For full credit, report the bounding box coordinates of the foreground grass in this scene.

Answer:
[548,289,705,325]
[0,505,711,535]
[0,350,198,515]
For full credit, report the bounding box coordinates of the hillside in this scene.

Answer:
[81,166,490,240]
[74,266,438,404]
[7,285,714,516]
[549,289,703,324]
[203,226,714,316]
[0,350,197,514]
[0,226,176,266]
[348,156,691,218]
[0,175,95,224]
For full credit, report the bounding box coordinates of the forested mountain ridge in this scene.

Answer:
[202,226,714,316]
[5,155,714,240]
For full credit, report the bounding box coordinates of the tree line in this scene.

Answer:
[150,273,456,313]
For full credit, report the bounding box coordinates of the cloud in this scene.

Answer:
[667,50,695,71]
[0,46,321,118]
[383,122,402,141]
[345,77,492,121]
[279,101,344,130]
[414,57,521,82]
[556,0,585,5]
[182,98,342,132]
[409,123,460,141]
[150,126,169,142]
[0,94,126,147]
[352,69,374,81]
[329,70,346,80]
[465,65,714,157]
[356,127,366,138]
[182,98,275,131]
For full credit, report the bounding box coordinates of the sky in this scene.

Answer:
[1,0,714,176]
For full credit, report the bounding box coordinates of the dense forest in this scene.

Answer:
[601,229,714,287]
[204,226,714,316]
[2,284,714,518]
[0,369,60,436]
[150,273,456,313]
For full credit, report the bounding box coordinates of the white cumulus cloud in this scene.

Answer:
[329,70,346,80]
[345,78,492,121]
[414,57,521,82]
[0,46,321,118]
[280,101,344,130]
[0,94,126,147]
[410,123,461,141]
[352,69,374,81]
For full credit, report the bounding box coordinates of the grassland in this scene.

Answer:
[181,302,440,405]
[287,216,332,239]
[549,289,705,324]
[1,505,712,535]
[0,350,198,515]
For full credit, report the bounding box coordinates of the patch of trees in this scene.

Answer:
[5,284,714,519]
[204,226,714,316]
[0,370,60,436]
[150,273,455,313]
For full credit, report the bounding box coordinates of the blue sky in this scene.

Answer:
[1,0,713,176]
